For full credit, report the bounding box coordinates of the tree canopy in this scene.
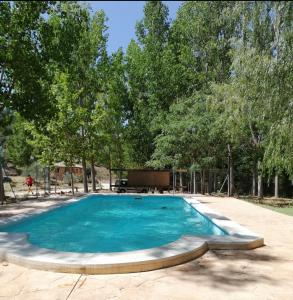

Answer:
[1,1,292,200]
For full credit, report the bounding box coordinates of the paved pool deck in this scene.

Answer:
[0,194,293,300]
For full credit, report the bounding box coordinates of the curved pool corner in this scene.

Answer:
[0,233,209,274]
[0,195,264,274]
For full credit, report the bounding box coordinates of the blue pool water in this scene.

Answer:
[0,195,227,253]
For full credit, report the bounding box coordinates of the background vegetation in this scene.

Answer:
[0,1,292,202]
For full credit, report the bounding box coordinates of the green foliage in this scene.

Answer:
[170,1,237,91]
[22,5,111,172]
[148,94,222,170]
[125,1,174,165]
[63,172,80,186]
[0,1,58,123]
[1,0,292,199]
[147,1,238,171]
[209,1,293,177]
[21,160,43,178]
[125,40,153,166]
[0,107,13,147]
[6,114,33,167]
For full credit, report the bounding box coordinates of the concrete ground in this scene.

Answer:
[3,178,110,199]
[0,195,293,300]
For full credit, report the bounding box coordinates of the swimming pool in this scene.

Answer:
[0,195,226,253]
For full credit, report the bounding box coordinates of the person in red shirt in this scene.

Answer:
[25,175,34,194]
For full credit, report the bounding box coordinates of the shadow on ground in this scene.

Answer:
[164,248,280,291]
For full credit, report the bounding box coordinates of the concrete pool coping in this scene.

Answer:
[0,195,264,274]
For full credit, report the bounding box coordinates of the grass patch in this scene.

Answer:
[258,204,293,217]
[239,196,293,217]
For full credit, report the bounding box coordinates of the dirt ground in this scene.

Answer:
[0,194,293,300]
[3,175,110,199]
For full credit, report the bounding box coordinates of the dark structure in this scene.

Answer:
[54,162,83,181]
[110,169,171,193]
[110,168,229,194]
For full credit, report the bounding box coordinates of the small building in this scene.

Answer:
[54,162,83,181]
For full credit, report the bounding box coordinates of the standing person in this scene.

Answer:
[25,175,34,194]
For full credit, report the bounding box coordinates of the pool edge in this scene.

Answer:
[0,194,264,274]
[184,197,264,250]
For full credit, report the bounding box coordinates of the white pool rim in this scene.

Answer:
[0,195,264,274]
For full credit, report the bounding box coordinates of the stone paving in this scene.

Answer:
[0,195,293,300]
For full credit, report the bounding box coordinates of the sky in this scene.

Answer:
[88,1,182,54]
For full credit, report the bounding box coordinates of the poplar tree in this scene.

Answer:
[125,1,171,165]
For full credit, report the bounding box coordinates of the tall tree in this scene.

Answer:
[125,40,152,166]
[149,1,237,195]
[0,1,58,123]
[0,107,13,203]
[125,1,172,165]
[6,113,34,168]
[0,1,56,203]
[210,1,293,197]
[68,9,108,192]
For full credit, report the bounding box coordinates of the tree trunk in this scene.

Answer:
[82,157,88,193]
[174,171,177,191]
[274,175,279,198]
[201,170,205,194]
[44,166,50,194]
[109,169,112,191]
[227,144,233,196]
[189,171,192,193]
[258,174,263,198]
[35,163,39,198]
[252,162,257,197]
[109,150,112,191]
[0,164,5,205]
[257,161,263,198]
[172,169,175,193]
[200,171,202,194]
[179,172,183,192]
[230,157,234,195]
[214,172,217,192]
[208,170,212,194]
[227,156,231,196]
[91,158,96,192]
[193,171,196,194]
[54,169,57,194]
[70,167,74,195]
